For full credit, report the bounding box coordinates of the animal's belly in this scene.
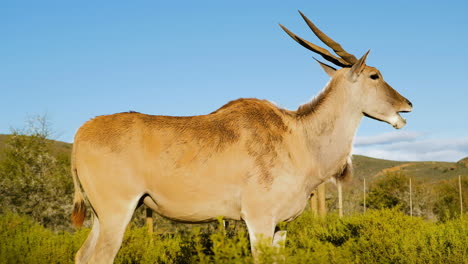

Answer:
[143,194,242,222]
[142,155,249,222]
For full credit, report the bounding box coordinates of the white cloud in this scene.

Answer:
[353,131,468,162]
[355,131,421,146]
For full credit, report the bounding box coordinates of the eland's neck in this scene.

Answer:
[295,78,363,180]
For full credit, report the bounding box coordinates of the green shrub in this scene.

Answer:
[433,177,468,221]
[0,116,73,231]
[1,210,466,263]
[207,219,252,264]
[0,212,87,264]
[115,224,184,264]
[283,209,467,264]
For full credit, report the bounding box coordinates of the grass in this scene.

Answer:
[1,209,467,264]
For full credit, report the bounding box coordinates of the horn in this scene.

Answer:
[280,11,358,67]
[298,11,357,64]
[279,24,352,67]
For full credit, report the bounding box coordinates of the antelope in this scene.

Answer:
[71,11,412,263]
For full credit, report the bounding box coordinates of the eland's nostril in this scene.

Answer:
[406,99,413,107]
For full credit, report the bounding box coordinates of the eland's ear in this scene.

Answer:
[314,58,336,77]
[348,50,370,82]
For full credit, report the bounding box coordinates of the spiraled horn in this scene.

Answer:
[280,11,358,67]
[298,11,357,64]
[279,24,351,67]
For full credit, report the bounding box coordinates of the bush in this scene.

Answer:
[0,212,87,264]
[283,209,467,264]
[366,172,430,218]
[0,116,73,230]
[1,209,466,264]
[433,177,468,221]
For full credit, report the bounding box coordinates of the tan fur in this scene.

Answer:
[71,40,412,264]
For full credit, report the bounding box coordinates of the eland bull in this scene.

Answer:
[71,11,412,263]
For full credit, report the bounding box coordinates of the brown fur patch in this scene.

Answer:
[76,98,290,186]
[230,99,289,186]
[212,99,290,185]
[140,115,240,152]
[77,113,136,151]
[71,200,86,227]
[296,79,336,117]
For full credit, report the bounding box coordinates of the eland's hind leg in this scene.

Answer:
[75,212,100,264]
[87,195,141,264]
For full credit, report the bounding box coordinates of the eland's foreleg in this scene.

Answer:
[244,216,276,259]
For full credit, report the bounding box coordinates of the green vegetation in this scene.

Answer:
[332,155,468,218]
[433,176,468,222]
[365,172,432,217]
[0,212,86,264]
[1,210,466,264]
[0,116,73,230]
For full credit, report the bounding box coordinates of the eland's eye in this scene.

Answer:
[370,74,379,80]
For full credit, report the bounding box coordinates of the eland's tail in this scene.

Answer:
[71,145,86,227]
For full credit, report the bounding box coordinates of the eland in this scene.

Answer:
[71,11,412,263]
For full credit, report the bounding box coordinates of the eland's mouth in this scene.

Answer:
[362,101,412,130]
[392,108,413,129]
[391,113,407,129]
[364,111,408,129]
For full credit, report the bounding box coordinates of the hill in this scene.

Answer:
[0,134,8,158]
[0,134,72,160]
[352,155,468,183]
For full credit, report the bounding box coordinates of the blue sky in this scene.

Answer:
[1,1,467,161]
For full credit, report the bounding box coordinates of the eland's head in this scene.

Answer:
[280,11,412,129]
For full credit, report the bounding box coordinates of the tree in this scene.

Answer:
[0,116,73,230]
[366,172,430,217]
[433,177,468,222]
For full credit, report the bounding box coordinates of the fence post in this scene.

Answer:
[318,183,327,217]
[337,180,343,218]
[363,178,366,214]
[310,190,318,216]
[146,207,154,235]
[409,177,413,217]
[459,175,463,218]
